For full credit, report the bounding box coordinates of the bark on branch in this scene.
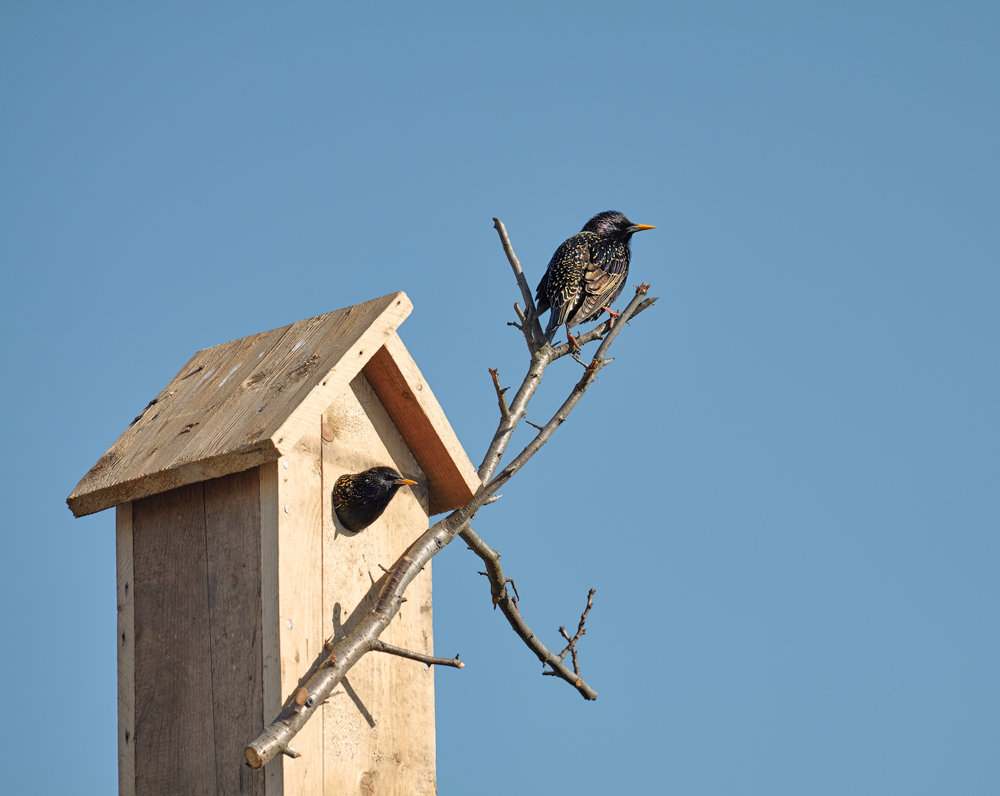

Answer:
[463,525,597,699]
[371,639,464,669]
[554,588,596,676]
[493,216,544,346]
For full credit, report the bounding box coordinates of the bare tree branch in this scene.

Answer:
[476,565,520,609]
[555,588,596,675]
[450,289,657,700]
[476,346,550,482]
[548,295,658,358]
[244,220,657,769]
[493,216,544,346]
[463,525,597,699]
[484,284,652,498]
[489,367,511,424]
[371,639,465,669]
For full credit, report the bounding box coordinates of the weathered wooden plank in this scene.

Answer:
[320,374,436,795]
[204,469,265,796]
[103,328,282,494]
[133,482,216,795]
[68,293,412,517]
[258,462,284,796]
[170,311,344,475]
[363,332,480,514]
[116,503,136,796]
[276,424,325,791]
[134,325,305,484]
[67,442,279,520]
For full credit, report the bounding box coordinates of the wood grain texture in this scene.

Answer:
[131,472,267,795]
[320,373,437,795]
[133,482,217,795]
[68,292,412,517]
[204,470,265,796]
[276,425,325,792]
[363,333,481,514]
[258,462,284,796]
[116,503,136,796]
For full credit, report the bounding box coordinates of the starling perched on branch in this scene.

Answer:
[535,210,655,349]
[333,466,418,532]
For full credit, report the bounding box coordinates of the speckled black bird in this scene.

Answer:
[535,210,655,349]
[333,466,417,532]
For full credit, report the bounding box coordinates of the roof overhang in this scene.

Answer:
[68,292,480,517]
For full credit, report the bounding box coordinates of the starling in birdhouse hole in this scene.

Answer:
[535,210,655,349]
[333,466,418,532]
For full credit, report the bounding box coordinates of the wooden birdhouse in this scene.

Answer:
[68,292,480,795]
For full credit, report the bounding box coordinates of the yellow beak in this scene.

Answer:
[395,478,418,486]
[632,224,656,232]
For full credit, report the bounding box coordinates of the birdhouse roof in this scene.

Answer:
[68,292,480,518]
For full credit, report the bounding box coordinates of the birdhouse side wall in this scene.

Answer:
[117,469,265,796]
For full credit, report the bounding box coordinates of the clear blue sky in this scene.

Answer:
[3,2,998,793]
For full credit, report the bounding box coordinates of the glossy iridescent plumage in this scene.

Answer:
[333,466,417,532]
[535,210,654,347]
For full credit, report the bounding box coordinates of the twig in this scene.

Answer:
[549,295,658,361]
[462,526,596,699]
[555,588,595,675]
[484,284,652,498]
[477,347,551,482]
[489,368,511,423]
[477,292,656,485]
[476,569,520,610]
[371,640,465,669]
[493,217,544,346]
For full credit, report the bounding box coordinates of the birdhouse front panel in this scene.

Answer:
[317,373,435,795]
